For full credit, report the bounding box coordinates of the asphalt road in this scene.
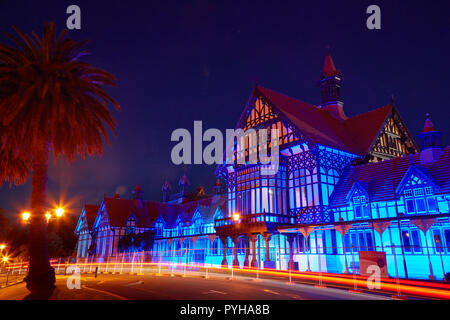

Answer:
[58,272,390,300]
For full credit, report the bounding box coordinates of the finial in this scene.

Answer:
[325,45,331,55]
[390,94,395,106]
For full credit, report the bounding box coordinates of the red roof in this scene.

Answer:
[256,86,392,155]
[84,204,100,230]
[100,195,226,229]
[330,147,450,206]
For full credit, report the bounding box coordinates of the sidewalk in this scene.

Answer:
[0,276,120,300]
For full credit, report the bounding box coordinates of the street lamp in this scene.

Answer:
[21,207,64,224]
[233,213,240,222]
[55,207,64,218]
[22,212,31,223]
[0,244,5,251]
[2,256,8,263]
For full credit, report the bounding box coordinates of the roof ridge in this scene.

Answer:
[345,104,392,121]
[256,85,319,109]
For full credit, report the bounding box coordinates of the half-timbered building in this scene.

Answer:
[75,52,450,280]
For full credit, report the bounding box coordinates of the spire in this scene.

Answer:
[422,113,437,133]
[319,48,346,120]
[322,48,339,77]
[418,113,443,164]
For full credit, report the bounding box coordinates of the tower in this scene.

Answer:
[418,114,443,164]
[318,49,347,120]
[162,180,172,202]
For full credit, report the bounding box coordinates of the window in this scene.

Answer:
[406,199,415,213]
[415,198,426,213]
[445,230,450,251]
[427,198,438,212]
[413,188,424,197]
[235,165,287,215]
[433,230,444,253]
[403,186,436,214]
[402,230,421,253]
[344,231,373,252]
[289,167,319,211]
[353,196,370,219]
[126,217,136,235]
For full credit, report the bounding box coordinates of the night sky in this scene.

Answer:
[0,0,449,221]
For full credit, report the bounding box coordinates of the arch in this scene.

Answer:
[171,239,182,256]
[211,237,222,256]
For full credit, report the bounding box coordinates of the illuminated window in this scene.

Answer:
[402,230,421,253]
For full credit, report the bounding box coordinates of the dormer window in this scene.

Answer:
[126,217,136,234]
[154,222,163,236]
[353,195,370,219]
[404,186,437,214]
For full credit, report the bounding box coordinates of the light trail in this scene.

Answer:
[7,260,450,299]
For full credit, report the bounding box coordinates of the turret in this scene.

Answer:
[418,114,443,164]
[179,174,190,196]
[162,180,172,202]
[318,49,347,120]
[213,178,225,195]
[133,184,143,200]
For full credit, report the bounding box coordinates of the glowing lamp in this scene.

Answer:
[45,212,52,222]
[2,256,8,263]
[22,212,31,222]
[56,207,64,217]
[0,244,5,251]
[232,213,240,222]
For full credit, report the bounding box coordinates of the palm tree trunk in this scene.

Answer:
[24,137,55,297]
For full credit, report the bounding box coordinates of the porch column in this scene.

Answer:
[250,235,258,268]
[220,237,228,267]
[286,234,296,270]
[243,238,250,267]
[232,236,240,267]
[263,233,272,262]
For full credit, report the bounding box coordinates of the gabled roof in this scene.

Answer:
[95,195,227,230]
[255,86,392,156]
[330,147,450,207]
[84,204,100,230]
[103,198,154,228]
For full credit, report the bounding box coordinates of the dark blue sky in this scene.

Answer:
[0,0,449,220]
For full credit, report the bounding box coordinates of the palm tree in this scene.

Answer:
[0,22,120,297]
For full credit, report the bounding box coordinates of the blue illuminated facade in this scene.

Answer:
[75,52,450,281]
